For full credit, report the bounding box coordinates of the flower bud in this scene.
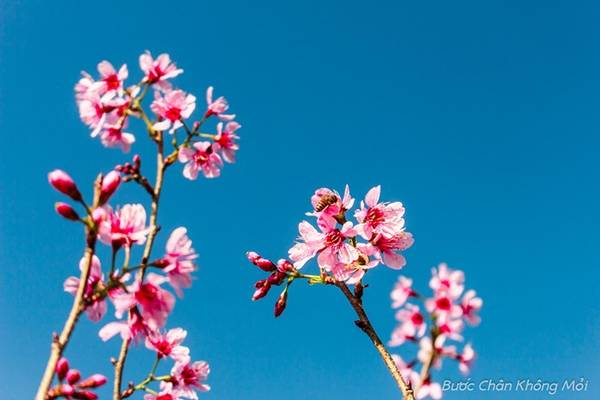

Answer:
[252,281,271,301]
[276,259,296,273]
[48,170,82,201]
[274,291,288,317]
[66,369,81,384]
[246,251,276,272]
[99,171,121,205]
[56,357,70,380]
[267,271,287,286]
[55,202,80,221]
[78,374,107,389]
[72,390,98,400]
[60,384,75,396]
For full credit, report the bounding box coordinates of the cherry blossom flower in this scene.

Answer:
[144,387,179,400]
[97,122,136,153]
[309,185,355,229]
[435,314,464,341]
[161,227,198,297]
[457,343,475,374]
[151,90,196,133]
[91,61,128,95]
[99,308,151,343]
[461,289,482,326]
[391,354,420,385]
[354,185,407,240]
[364,231,414,269]
[140,51,183,88]
[169,360,210,399]
[178,142,223,179]
[389,303,426,346]
[64,255,106,322]
[416,379,442,400]
[429,263,464,299]
[205,86,235,121]
[425,290,463,320]
[145,328,190,364]
[213,121,241,163]
[98,204,150,248]
[391,276,415,308]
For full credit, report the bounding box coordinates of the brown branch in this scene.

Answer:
[35,176,103,400]
[335,281,415,400]
[112,132,166,400]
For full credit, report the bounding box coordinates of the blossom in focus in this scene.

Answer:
[364,231,414,269]
[169,360,210,399]
[178,142,223,179]
[92,61,128,95]
[205,86,235,121]
[145,328,190,364]
[48,170,82,202]
[64,255,107,322]
[140,51,183,88]
[309,185,354,229]
[213,121,241,163]
[161,227,198,297]
[98,204,150,248]
[151,89,196,133]
[98,307,151,343]
[354,185,406,240]
[391,276,414,308]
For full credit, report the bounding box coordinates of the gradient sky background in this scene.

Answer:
[1,1,599,399]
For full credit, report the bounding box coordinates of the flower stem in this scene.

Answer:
[335,281,415,400]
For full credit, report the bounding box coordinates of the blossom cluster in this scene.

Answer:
[75,51,241,179]
[246,185,414,316]
[389,263,483,399]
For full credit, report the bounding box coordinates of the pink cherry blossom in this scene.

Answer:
[365,231,414,269]
[389,304,426,346]
[91,61,128,95]
[461,289,482,326]
[425,290,463,320]
[435,313,464,341]
[354,185,407,240]
[458,343,475,374]
[169,360,210,399]
[288,218,358,270]
[178,142,223,179]
[97,121,136,153]
[64,255,106,322]
[205,86,235,121]
[429,263,464,299]
[391,354,420,385]
[416,379,442,400]
[98,204,150,248]
[309,185,355,229]
[145,328,190,364]
[48,170,82,201]
[151,90,196,133]
[140,51,183,88]
[213,121,241,163]
[391,276,415,308]
[98,308,151,343]
[144,387,179,400]
[162,227,198,297]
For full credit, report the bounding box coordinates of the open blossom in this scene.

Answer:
[161,227,198,297]
[288,218,358,270]
[425,289,463,320]
[151,90,196,133]
[178,142,223,179]
[389,303,426,346]
[110,273,175,329]
[309,185,354,229]
[429,263,464,299]
[64,255,106,322]
[99,307,151,342]
[140,51,183,88]
[416,379,443,400]
[458,343,475,374]
[391,276,415,308]
[97,116,136,153]
[213,121,241,163]
[144,387,179,400]
[461,289,482,326]
[355,185,407,240]
[98,204,150,248]
[145,328,190,363]
[92,61,128,95]
[205,86,235,120]
[169,360,210,399]
[365,231,414,269]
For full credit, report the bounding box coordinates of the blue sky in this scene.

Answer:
[1,0,599,399]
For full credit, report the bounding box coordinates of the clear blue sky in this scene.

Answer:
[1,1,599,399]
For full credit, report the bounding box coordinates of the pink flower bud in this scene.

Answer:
[276,259,296,273]
[274,291,288,317]
[55,202,80,221]
[267,271,287,286]
[252,281,271,301]
[99,171,121,205]
[56,358,70,380]
[73,390,98,400]
[66,369,81,384]
[246,251,276,272]
[78,374,107,389]
[48,170,82,201]
[60,384,75,396]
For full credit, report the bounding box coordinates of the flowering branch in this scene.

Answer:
[36,51,241,400]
